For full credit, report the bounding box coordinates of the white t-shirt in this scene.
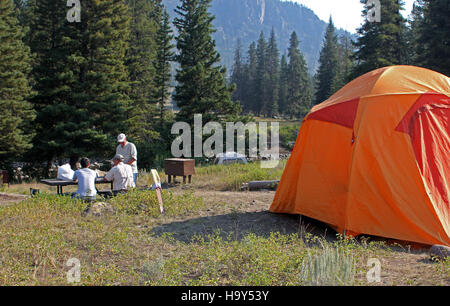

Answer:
[116,142,138,173]
[73,168,98,197]
[105,162,135,191]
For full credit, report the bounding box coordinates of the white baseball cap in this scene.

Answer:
[117,133,126,142]
[113,154,124,161]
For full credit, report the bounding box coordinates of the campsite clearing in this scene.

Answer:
[0,180,448,285]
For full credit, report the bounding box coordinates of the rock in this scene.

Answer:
[82,202,115,217]
[430,244,450,261]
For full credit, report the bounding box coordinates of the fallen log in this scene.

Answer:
[243,180,280,191]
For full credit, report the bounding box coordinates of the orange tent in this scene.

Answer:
[270,66,449,246]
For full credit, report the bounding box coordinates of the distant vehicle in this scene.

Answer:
[214,152,248,165]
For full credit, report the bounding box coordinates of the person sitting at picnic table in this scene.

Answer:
[72,157,97,201]
[104,154,135,196]
[116,133,138,185]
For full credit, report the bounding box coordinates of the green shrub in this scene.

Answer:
[142,257,165,283]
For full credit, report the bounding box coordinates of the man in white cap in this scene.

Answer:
[116,133,138,185]
[104,154,135,195]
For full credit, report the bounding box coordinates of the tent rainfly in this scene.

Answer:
[270,66,449,246]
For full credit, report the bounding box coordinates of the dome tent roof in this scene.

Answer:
[271,66,449,246]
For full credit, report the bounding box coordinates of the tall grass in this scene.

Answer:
[299,244,356,286]
[194,160,287,191]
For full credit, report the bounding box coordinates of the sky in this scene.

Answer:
[284,0,416,33]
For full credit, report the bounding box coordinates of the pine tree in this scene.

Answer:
[243,41,258,114]
[153,3,174,128]
[12,0,36,46]
[266,28,280,117]
[12,0,36,26]
[29,0,131,168]
[405,0,424,65]
[231,39,244,104]
[71,0,131,162]
[0,0,35,161]
[126,0,159,144]
[352,0,408,78]
[286,32,311,119]
[335,35,355,88]
[278,54,289,116]
[26,0,77,167]
[315,17,340,105]
[415,0,450,76]
[173,0,240,124]
[255,31,269,116]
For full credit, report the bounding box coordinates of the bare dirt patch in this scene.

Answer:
[153,190,336,242]
[0,192,28,206]
[376,252,449,285]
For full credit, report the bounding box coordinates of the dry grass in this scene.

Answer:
[188,160,287,191]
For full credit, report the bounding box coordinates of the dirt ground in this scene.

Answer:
[153,190,335,242]
[0,192,28,206]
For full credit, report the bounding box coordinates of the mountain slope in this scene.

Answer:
[163,0,351,74]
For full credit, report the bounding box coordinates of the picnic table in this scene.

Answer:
[41,177,113,195]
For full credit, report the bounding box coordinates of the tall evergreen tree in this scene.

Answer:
[231,39,244,104]
[29,0,131,168]
[126,0,159,144]
[278,54,289,115]
[336,34,355,88]
[153,3,174,128]
[13,0,36,24]
[12,0,27,23]
[315,17,340,105]
[173,0,240,124]
[286,31,312,119]
[12,0,36,46]
[266,28,280,117]
[255,31,269,116]
[27,0,78,168]
[0,0,35,161]
[406,0,425,65]
[352,0,408,78]
[73,0,131,158]
[244,41,258,114]
[415,0,450,76]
